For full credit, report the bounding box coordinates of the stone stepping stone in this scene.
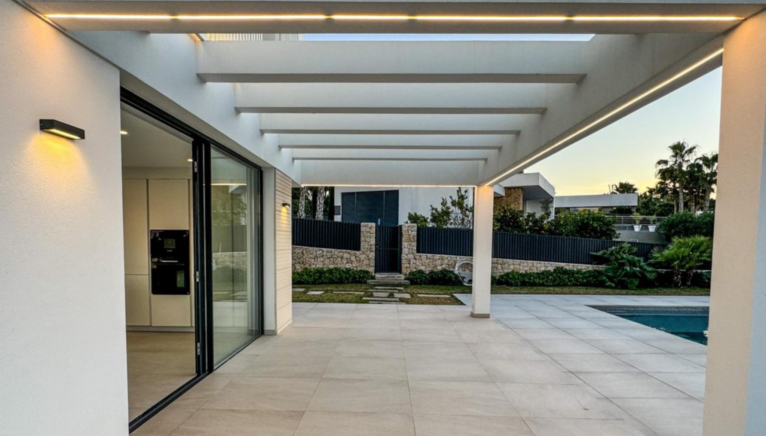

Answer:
[306,291,325,295]
[333,291,364,295]
[372,292,391,298]
[368,301,405,305]
[394,293,411,299]
[418,294,452,298]
[374,287,404,291]
[363,297,400,302]
[292,288,306,292]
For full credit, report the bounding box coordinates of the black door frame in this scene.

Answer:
[121,88,264,433]
[375,225,402,274]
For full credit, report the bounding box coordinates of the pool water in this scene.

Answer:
[592,306,709,345]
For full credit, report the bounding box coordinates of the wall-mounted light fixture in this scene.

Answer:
[282,202,292,210]
[40,119,85,140]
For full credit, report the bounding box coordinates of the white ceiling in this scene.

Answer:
[120,106,193,169]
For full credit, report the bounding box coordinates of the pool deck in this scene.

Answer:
[137,294,709,436]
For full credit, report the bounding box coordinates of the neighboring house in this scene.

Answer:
[554,193,639,214]
[333,173,555,225]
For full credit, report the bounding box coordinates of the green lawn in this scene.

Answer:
[292,283,709,305]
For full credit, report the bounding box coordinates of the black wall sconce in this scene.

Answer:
[282,202,292,210]
[39,119,85,140]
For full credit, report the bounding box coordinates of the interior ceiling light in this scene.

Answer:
[45,14,742,22]
[485,47,724,186]
[120,130,129,135]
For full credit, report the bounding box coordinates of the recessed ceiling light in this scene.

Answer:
[120,130,129,135]
[187,158,193,162]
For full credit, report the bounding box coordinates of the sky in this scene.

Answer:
[527,67,722,196]
[304,34,722,196]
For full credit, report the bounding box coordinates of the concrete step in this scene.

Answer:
[367,279,411,286]
[375,273,406,280]
[374,286,404,291]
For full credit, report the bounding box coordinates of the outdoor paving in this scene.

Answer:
[136,294,709,436]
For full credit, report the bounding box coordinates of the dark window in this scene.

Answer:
[341,190,399,225]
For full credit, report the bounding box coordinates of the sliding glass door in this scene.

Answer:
[210,147,262,366]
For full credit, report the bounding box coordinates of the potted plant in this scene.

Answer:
[648,215,658,232]
[631,212,643,231]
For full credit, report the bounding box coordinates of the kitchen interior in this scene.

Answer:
[120,105,197,420]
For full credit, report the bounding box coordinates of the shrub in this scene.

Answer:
[292,267,374,285]
[495,267,607,287]
[657,212,715,241]
[548,210,618,240]
[406,269,430,285]
[591,243,656,290]
[651,236,713,287]
[427,269,464,286]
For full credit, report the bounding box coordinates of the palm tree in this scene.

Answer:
[696,153,718,212]
[609,181,638,194]
[315,186,327,220]
[297,187,311,218]
[656,141,698,213]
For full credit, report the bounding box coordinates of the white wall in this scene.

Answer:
[262,169,293,334]
[0,2,127,435]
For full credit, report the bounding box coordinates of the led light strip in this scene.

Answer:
[485,47,724,186]
[45,14,742,22]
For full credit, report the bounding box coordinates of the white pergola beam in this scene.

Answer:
[260,114,530,135]
[199,41,587,83]
[299,160,483,186]
[278,134,513,149]
[290,148,494,161]
[235,83,547,114]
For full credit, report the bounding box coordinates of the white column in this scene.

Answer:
[471,185,494,318]
[704,10,766,436]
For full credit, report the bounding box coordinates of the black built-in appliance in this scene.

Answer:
[150,230,190,295]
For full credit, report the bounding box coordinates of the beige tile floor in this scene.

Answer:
[127,332,197,420]
[134,295,709,436]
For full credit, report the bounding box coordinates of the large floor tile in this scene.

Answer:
[585,339,666,354]
[515,329,574,340]
[280,327,346,341]
[498,318,555,329]
[406,358,493,382]
[170,374,234,409]
[614,354,706,373]
[413,414,534,436]
[498,383,620,419]
[260,340,339,357]
[294,412,415,436]
[529,339,605,354]
[649,373,706,399]
[480,360,580,384]
[523,417,652,436]
[170,410,303,436]
[550,354,639,373]
[404,341,475,361]
[457,330,526,344]
[324,356,407,380]
[575,372,689,399]
[335,340,404,359]
[410,381,519,416]
[468,343,548,361]
[133,408,195,436]
[401,328,463,343]
[642,339,707,354]
[342,328,402,341]
[243,355,332,378]
[614,398,704,436]
[307,379,411,413]
[202,377,319,411]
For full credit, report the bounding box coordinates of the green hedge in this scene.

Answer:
[405,269,464,286]
[293,268,374,285]
[657,212,714,241]
[495,267,607,287]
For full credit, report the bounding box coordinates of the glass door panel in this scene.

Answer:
[210,147,261,366]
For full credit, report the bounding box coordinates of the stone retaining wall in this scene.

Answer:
[400,224,602,276]
[292,222,376,273]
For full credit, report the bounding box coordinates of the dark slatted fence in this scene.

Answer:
[417,227,662,265]
[292,219,361,251]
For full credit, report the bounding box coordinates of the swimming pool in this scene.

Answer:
[592,306,709,345]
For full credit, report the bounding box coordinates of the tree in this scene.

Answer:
[448,188,474,228]
[609,181,638,194]
[656,141,698,213]
[696,153,718,212]
[297,187,311,219]
[405,188,474,228]
[315,186,326,220]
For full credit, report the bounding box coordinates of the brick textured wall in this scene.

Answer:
[494,187,524,211]
[400,224,601,276]
[292,223,375,273]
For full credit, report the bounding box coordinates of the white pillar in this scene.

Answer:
[703,11,766,436]
[471,185,494,318]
